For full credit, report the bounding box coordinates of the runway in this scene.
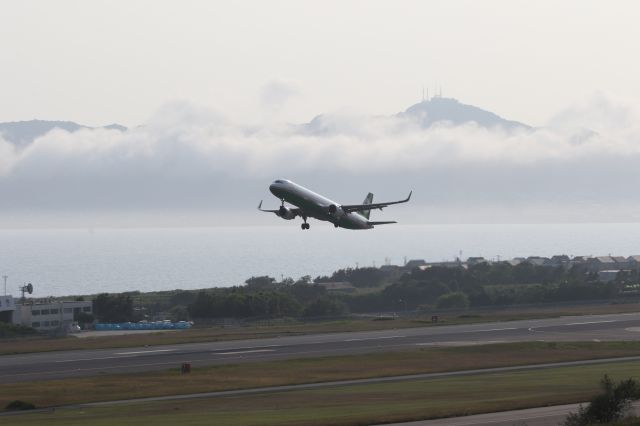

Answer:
[2,312,640,383]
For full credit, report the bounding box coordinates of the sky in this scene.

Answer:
[2,0,639,127]
[1,0,640,227]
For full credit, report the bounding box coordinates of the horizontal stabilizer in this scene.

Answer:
[368,221,397,226]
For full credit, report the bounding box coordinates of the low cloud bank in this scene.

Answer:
[1,93,640,225]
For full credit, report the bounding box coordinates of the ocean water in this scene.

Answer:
[1,224,639,297]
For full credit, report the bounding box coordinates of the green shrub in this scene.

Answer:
[435,292,470,309]
[0,323,37,338]
[5,400,36,411]
[564,375,640,425]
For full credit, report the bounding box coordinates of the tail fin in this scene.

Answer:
[359,193,374,219]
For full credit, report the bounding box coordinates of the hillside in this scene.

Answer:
[0,120,126,148]
[399,97,530,130]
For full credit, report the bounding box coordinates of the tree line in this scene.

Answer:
[90,262,632,322]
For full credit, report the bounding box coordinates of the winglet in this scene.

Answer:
[405,191,412,202]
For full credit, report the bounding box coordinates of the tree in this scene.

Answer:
[74,311,94,328]
[303,297,348,318]
[286,282,327,304]
[93,293,134,323]
[169,305,190,322]
[435,292,470,309]
[188,291,215,318]
[245,276,276,290]
[564,375,640,425]
[170,290,197,306]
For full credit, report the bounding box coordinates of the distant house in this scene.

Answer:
[466,257,487,265]
[545,255,572,270]
[569,256,593,271]
[404,259,427,269]
[526,256,550,267]
[612,256,629,269]
[597,270,622,283]
[419,261,466,271]
[627,255,640,270]
[589,256,617,272]
[549,255,571,267]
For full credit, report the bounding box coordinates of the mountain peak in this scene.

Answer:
[400,97,530,130]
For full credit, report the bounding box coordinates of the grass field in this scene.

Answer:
[2,301,639,355]
[3,341,640,409]
[3,360,640,426]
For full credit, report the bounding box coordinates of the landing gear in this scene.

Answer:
[301,216,310,230]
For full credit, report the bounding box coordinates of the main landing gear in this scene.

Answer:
[301,216,310,230]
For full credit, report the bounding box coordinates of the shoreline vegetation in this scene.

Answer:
[4,260,640,354]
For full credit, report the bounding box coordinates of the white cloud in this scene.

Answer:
[2,93,640,225]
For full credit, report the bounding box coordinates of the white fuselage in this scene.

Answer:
[269,180,372,230]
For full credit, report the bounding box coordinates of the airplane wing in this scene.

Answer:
[257,201,302,216]
[368,221,397,225]
[340,191,412,213]
[257,200,280,213]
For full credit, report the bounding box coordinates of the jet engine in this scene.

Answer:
[277,206,296,220]
[328,204,345,220]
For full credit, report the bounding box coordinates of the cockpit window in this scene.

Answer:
[274,179,288,184]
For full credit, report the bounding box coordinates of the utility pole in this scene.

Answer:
[2,275,6,296]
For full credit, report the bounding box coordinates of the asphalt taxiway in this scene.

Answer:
[2,312,640,383]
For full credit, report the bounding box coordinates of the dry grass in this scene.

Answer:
[2,301,639,355]
[3,341,640,408]
[3,360,640,426]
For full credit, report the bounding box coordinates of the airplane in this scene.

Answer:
[258,179,411,230]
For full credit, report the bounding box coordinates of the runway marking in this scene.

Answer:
[211,344,281,352]
[114,349,176,355]
[56,349,177,362]
[464,327,518,333]
[566,320,617,326]
[225,344,281,350]
[416,340,504,347]
[214,349,275,355]
[343,335,406,342]
[56,356,135,363]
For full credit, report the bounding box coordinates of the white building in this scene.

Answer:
[0,295,16,323]
[13,300,93,332]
